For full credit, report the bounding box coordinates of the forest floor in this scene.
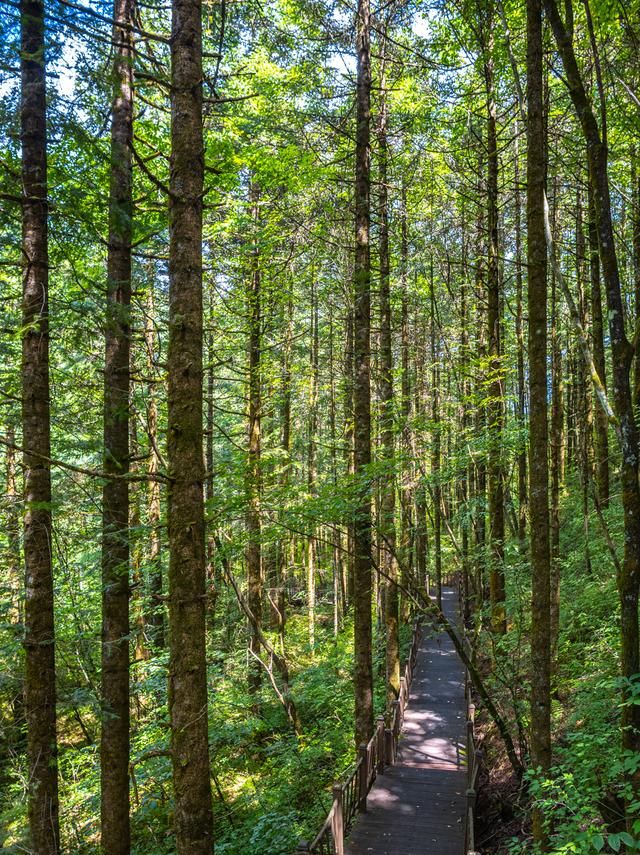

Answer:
[475,714,527,853]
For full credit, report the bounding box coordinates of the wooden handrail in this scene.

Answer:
[463,617,482,855]
[297,617,422,854]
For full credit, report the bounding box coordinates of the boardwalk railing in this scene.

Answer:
[464,637,481,855]
[296,618,422,855]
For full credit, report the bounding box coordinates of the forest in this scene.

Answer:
[1,0,640,851]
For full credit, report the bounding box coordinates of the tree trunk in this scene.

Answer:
[101,2,134,842]
[633,157,640,407]
[527,0,551,845]
[246,180,263,692]
[473,151,487,612]
[353,0,374,747]
[399,183,413,592]
[514,122,528,550]
[20,0,61,849]
[378,61,399,705]
[550,230,564,677]
[344,298,355,608]
[167,0,214,847]
[307,278,318,650]
[145,278,164,646]
[430,266,442,609]
[589,183,609,507]
[484,14,506,634]
[4,425,24,747]
[328,303,342,637]
[576,191,593,575]
[279,295,293,585]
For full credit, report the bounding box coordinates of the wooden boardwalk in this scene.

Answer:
[345,587,467,855]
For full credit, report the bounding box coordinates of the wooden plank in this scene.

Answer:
[345,587,468,855]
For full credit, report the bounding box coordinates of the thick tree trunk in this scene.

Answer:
[353,0,374,747]
[167,0,214,848]
[100,2,134,846]
[20,1,60,849]
[527,1,551,846]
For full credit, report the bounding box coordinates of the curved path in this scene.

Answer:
[346,587,467,855]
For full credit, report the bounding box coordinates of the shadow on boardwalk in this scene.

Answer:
[345,588,467,855]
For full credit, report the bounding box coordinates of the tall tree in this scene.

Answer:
[513,124,528,550]
[353,0,374,747]
[483,4,506,634]
[167,0,214,848]
[527,0,551,846]
[20,0,60,850]
[377,48,399,704]
[588,184,609,508]
[100,0,134,849]
[430,266,442,609]
[307,276,319,650]
[144,278,164,646]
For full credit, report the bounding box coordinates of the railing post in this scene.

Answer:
[377,715,385,774]
[358,743,368,812]
[331,784,344,855]
[385,727,394,765]
[392,699,400,738]
[400,676,407,715]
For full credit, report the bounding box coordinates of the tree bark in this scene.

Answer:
[145,277,164,646]
[101,1,134,847]
[633,157,640,407]
[353,0,374,747]
[399,183,413,595]
[307,277,318,650]
[167,0,214,847]
[378,58,399,705]
[514,122,528,551]
[484,12,506,634]
[430,265,442,609]
[20,0,61,849]
[588,184,609,507]
[527,1,551,846]
[550,230,564,677]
